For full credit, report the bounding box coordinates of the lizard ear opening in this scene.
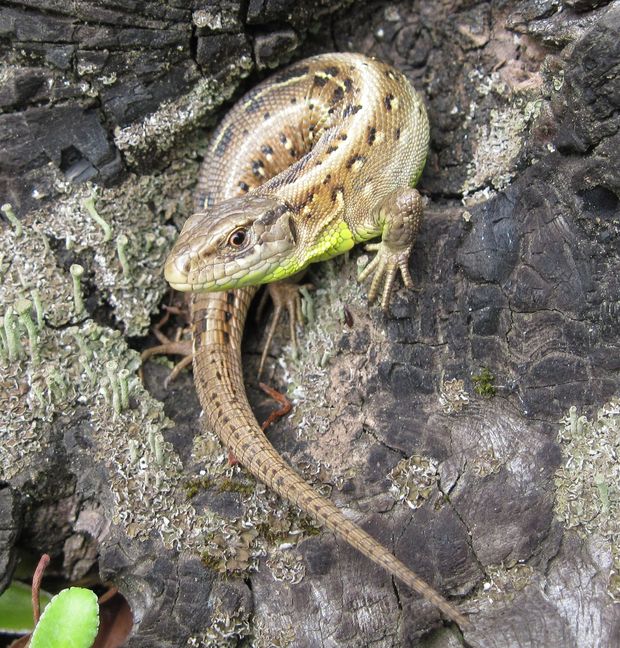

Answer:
[288,217,298,245]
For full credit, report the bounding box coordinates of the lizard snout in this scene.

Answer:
[164,245,193,291]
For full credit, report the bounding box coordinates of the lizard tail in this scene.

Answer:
[223,413,472,631]
[191,290,472,632]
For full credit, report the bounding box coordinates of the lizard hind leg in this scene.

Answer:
[257,278,309,379]
[357,187,424,311]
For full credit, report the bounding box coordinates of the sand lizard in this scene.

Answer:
[165,52,472,631]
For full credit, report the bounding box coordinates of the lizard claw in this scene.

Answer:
[358,243,413,311]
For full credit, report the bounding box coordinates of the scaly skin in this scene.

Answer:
[167,53,472,631]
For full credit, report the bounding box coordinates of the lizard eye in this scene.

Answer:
[228,228,248,248]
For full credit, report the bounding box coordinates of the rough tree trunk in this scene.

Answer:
[1,1,619,647]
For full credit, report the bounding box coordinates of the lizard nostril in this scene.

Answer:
[164,247,192,287]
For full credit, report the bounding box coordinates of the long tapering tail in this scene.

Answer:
[191,290,472,632]
[228,422,472,631]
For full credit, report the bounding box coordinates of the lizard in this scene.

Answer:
[164,52,472,632]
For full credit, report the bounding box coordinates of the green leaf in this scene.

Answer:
[30,587,99,648]
[0,581,52,633]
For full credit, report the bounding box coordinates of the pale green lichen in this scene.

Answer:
[70,264,85,316]
[388,455,439,510]
[478,563,535,604]
[0,161,193,336]
[461,68,544,201]
[114,63,252,168]
[265,547,306,585]
[471,447,502,478]
[1,203,22,236]
[251,619,296,648]
[0,148,204,552]
[439,377,470,414]
[463,103,537,195]
[187,426,322,574]
[281,258,365,431]
[82,195,112,241]
[554,400,620,599]
[187,594,251,648]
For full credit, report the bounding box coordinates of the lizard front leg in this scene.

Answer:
[357,187,423,311]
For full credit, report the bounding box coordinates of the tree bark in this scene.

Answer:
[1,1,619,647]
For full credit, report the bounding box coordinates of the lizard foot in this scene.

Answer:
[140,303,193,387]
[141,340,193,387]
[358,242,413,311]
[357,187,423,311]
[259,382,293,431]
[256,279,312,378]
[227,450,239,466]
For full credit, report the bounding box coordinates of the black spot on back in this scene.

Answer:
[326,145,337,154]
[252,159,264,177]
[194,318,207,334]
[324,65,339,76]
[322,174,332,184]
[227,291,235,306]
[313,74,328,87]
[343,77,353,93]
[367,127,376,145]
[261,144,274,156]
[331,185,344,202]
[239,181,249,192]
[299,192,315,209]
[339,133,348,140]
[279,133,288,144]
[384,94,394,111]
[343,104,362,117]
[395,127,401,140]
[332,86,344,103]
[263,112,270,120]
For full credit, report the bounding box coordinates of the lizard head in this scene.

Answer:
[165,193,300,292]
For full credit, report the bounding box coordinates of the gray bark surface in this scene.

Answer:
[1,1,619,647]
